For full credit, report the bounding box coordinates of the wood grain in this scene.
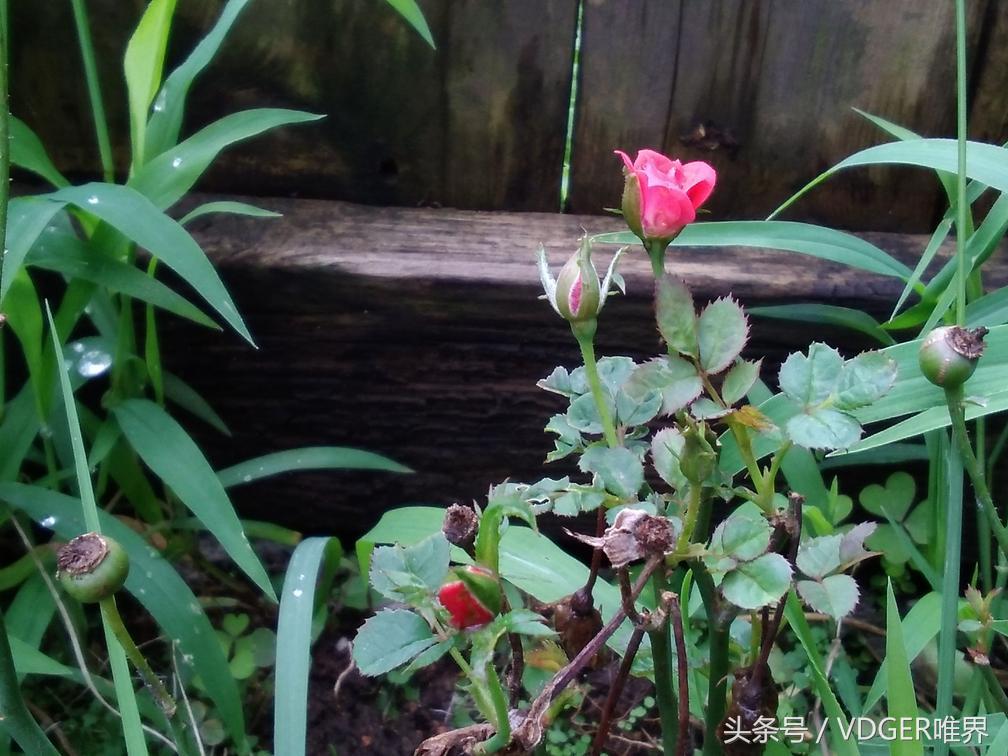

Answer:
[155,196,1007,536]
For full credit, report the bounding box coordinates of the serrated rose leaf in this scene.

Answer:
[786,409,862,450]
[691,397,732,420]
[722,359,762,405]
[796,534,843,580]
[578,446,644,500]
[624,357,702,415]
[835,352,898,410]
[839,522,878,565]
[655,275,698,358]
[698,297,748,374]
[779,343,843,406]
[797,574,860,620]
[651,427,687,491]
[352,609,439,676]
[722,553,792,609]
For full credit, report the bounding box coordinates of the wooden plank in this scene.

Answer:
[10,0,577,212]
[156,196,1007,536]
[569,0,990,231]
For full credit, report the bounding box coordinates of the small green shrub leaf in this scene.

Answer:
[722,359,762,405]
[352,610,439,677]
[835,352,898,410]
[698,297,748,374]
[651,428,687,491]
[796,534,843,580]
[797,574,859,620]
[779,343,844,406]
[708,510,771,563]
[786,410,863,450]
[578,446,643,500]
[655,275,697,358]
[369,534,450,602]
[722,553,792,610]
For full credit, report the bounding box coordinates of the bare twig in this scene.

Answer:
[589,625,646,756]
[668,593,690,756]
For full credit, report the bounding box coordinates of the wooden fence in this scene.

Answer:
[12,0,1008,231]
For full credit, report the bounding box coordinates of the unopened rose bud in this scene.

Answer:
[442,504,479,553]
[57,532,130,603]
[615,148,716,246]
[919,325,987,389]
[438,566,500,630]
[538,236,624,325]
[680,423,718,485]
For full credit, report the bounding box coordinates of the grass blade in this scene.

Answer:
[9,117,67,188]
[0,610,58,755]
[162,371,230,435]
[274,537,342,756]
[2,197,65,305]
[382,0,435,48]
[178,200,280,226]
[749,304,895,346]
[124,0,177,166]
[113,399,275,599]
[885,580,924,756]
[48,183,252,343]
[217,447,411,488]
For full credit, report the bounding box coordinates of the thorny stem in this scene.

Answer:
[693,562,729,756]
[513,557,663,750]
[589,625,646,756]
[668,593,691,756]
[650,573,679,756]
[946,385,1008,559]
[99,596,177,718]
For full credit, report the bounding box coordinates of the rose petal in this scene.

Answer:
[640,185,696,238]
[633,148,676,176]
[680,161,717,209]
[614,149,635,172]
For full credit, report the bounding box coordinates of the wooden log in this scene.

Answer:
[156,197,1007,537]
[568,0,992,231]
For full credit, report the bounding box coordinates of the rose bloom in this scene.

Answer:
[615,149,716,241]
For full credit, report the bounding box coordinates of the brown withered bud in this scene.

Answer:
[552,596,605,665]
[718,662,779,755]
[567,509,677,568]
[442,504,479,553]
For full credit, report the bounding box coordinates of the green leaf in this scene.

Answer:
[131,109,323,210]
[124,0,178,165]
[967,284,1008,328]
[859,472,916,521]
[786,409,863,450]
[796,574,859,620]
[722,359,762,405]
[0,613,60,755]
[7,636,76,679]
[145,0,254,158]
[780,343,844,406]
[369,534,450,601]
[113,399,275,599]
[179,201,281,226]
[9,117,67,188]
[650,428,686,491]
[796,534,843,579]
[721,553,792,610]
[578,446,643,499]
[655,275,697,358]
[27,229,216,328]
[835,352,898,410]
[162,372,230,435]
[709,510,771,563]
[889,217,952,323]
[48,183,252,343]
[218,446,410,488]
[771,139,1008,219]
[352,610,439,676]
[864,592,941,711]
[885,580,923,756]
[624,357,702,415]
[382,0,436,48]
[750,304,896,346]
[596,221,912,280]
[274,537,342,756]
[697,297,748,374]
[783,592,859,756]
[2,197,65,305]
[0,482,248,752]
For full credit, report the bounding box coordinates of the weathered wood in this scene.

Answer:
[569,0,991,231]
[10,0,578,211]
[156,197,1008,537]
[12,1,1008,229]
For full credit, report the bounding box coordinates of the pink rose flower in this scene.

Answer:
[615,149,716,242]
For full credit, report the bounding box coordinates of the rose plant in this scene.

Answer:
[352,150,910,754]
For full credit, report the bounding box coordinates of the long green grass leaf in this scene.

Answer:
[749,304,895,346]
[2,197,65,304]
[274,537,342,756]
[113,399,274,598]
[382,0,435,48]
[48,183,252,343]
[131,109,322,209]
[145,0,253,158]
[178,200,280,226]
[885,580,924,756]
[218,447,411,488]
[0,483,249,753]
[162,372,230,435]
[0,611,58,755]
[864,592,942,711]
[9,118,67,188]
[124,0,177,166]
[595,221,911,280]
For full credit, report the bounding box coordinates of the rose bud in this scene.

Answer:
[615,148,716,245]
[538,235,625,324]
[919,325,988,389]
[57,532,130,604]
[438,566,501,630]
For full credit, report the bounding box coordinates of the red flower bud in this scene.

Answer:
[437,566,498,629]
